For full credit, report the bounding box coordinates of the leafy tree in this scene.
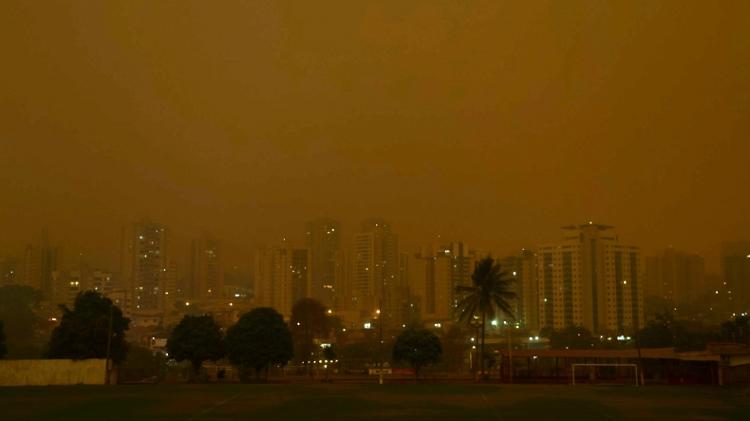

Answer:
[638,312,677,348]
[225,307,293,381]
[547,326,596,349]
[47,291,130,363]
[119,345,166,383]
[721,315,750,345]
[0,285,43,357]
[637,312,717,351]
[338,340,373,371]
[0,320,7,359]
[290,298,331,370]
[393,328,442,379]
[166,314,224,380]
[455,256,516,379]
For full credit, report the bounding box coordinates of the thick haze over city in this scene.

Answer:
[2,1,749,271]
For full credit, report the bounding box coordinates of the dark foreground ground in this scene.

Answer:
[1,383,748,420]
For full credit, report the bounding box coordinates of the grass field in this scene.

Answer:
[1,383,748,420]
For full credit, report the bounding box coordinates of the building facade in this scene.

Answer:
[501,249,539,332]
[20,230,61,298]
[351,218,401,328]
[253,242,305,319]
[120,220,170,312]
[537,223,643,335]
[408,242,478,325]
[721,241,750,310]
[645,247,705,304]
[305,218,340,308]
[189,234,224,300]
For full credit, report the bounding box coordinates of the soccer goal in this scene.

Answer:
[571,363,639,386]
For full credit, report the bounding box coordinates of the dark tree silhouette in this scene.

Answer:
[638,313,677,348]
[393,328,442,379]
[455,256,516,379]
[225,307,293,381]
[47,291,130,363]
[547,326,596,349]
[119,345,166,383]
[0,285,43,358]
[290,298,331,371]
[721,315,750,345]
[166,314,224,381]
[0,320,7,359]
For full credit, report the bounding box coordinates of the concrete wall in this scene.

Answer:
[0,359,109,386]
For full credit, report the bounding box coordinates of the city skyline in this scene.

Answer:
[5,218,744,330]
[0,216,749,278]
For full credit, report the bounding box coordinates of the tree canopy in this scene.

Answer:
[166,314,224,377]
[47,291,130,363]
[546,325,596,349]
[290,298,330,366]
[638,313,677,348]
[721,315,750,345]
[119,345,166,383]
[0,285,43,358]
[393,328,442,378]
[225,307,293,381]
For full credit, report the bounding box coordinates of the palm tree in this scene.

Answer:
[456,256,516,380]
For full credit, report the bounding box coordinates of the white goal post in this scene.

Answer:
[571,363,639,386]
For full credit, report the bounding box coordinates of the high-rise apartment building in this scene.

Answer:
[407,242,478,324]
[120,220,170,312]
[20,230,61,298]
[90,270,113,295]
[645,247,705,304]
[721,241,750,309]
[253,242,305,319]
[189,234,224,300]
[537,223,643,335]
[446,242,478,310]
[291,248,309,305]
[408,248,453,323]
[501,249,539,332]
[351,218,401,328]
[305,218,340,308]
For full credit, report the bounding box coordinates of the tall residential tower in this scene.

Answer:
[537,223,643,335]
[305,218,340,308]
[189,234,224,300]
[120,220,171,312]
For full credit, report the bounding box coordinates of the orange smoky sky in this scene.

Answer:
[1,1,748,272]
